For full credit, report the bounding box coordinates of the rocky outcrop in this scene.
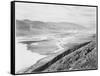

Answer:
[43,40,97,72]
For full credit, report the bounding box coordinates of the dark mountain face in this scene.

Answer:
[16,19,87,37]
[16,20,30,31]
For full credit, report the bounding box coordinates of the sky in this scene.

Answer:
[15,2,96,29]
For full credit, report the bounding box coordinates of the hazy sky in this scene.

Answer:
[15,2,96,29]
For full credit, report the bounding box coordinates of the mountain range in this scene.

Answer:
[16,19,87,37]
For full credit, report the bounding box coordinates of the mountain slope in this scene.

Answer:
[43,40,97,72]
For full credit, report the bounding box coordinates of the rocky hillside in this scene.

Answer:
[17,36,97,74]
[43,40,97,72]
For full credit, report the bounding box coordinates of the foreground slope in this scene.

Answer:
[43,40,97,72]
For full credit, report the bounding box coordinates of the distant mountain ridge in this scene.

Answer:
[16,19,87,36]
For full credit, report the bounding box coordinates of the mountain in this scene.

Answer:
[16,19,87,37]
